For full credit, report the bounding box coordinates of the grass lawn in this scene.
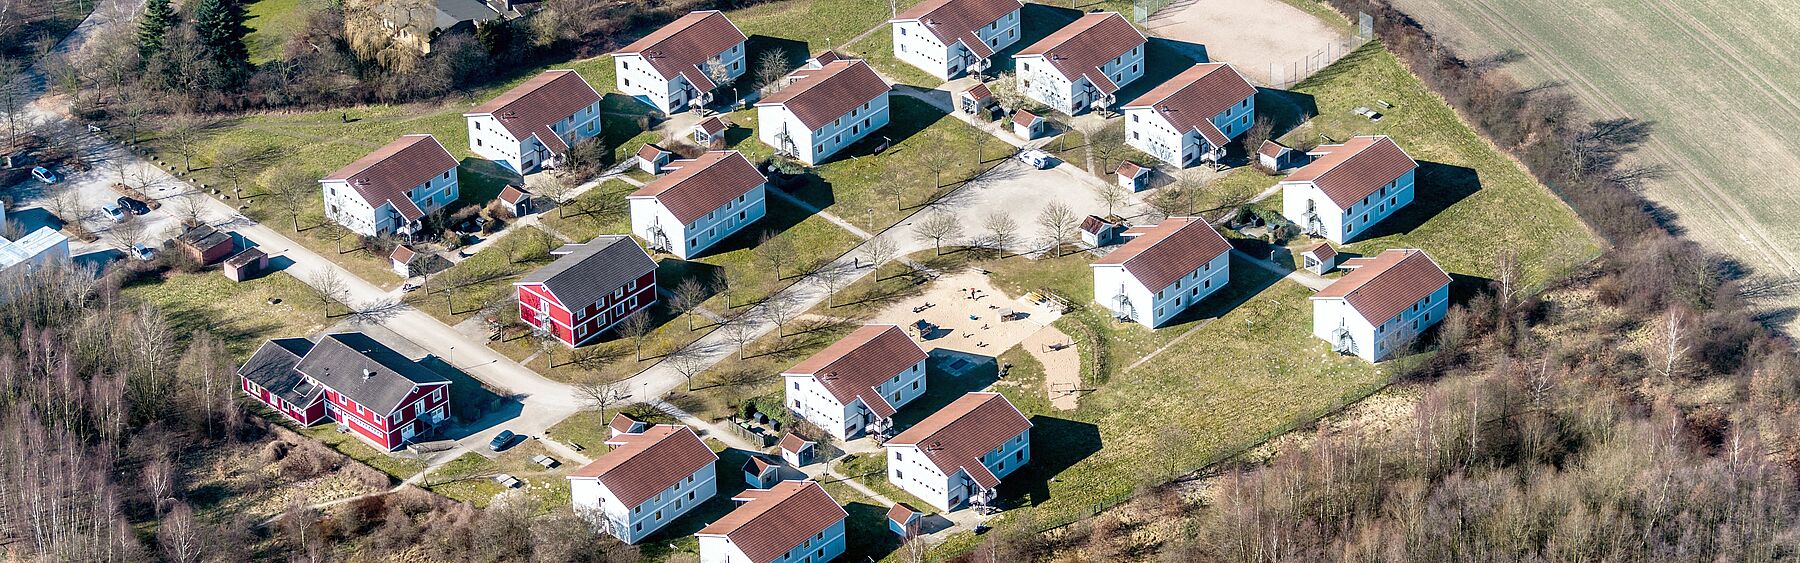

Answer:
[844,26,947,88]
[407,226,560,325]
[542,404,678,454]
[424,441,572,509]
[537,180,637,242]
[818,479,908,562]
[245,0,325,64]
[120,269,332,359]
[1281,42,1601,284]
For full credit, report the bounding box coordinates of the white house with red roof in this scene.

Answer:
[1013,12,1145,115]
[465,69,603,174]
[320,134,459,238]
[616,11,748,114]
[569,424,719,544]
[238,332,452,451]
[1091,217,1231,328]
[888,0,1023,80]
[627,150,767,259]
[1123,63,1257,167]
[886,392,1031,511]
[514,236,659,346]
[756,56,891,165]
[1311,249,1451,361]
[1279,135,1419,244]
[696,480,847,563]
[783,324,928,440]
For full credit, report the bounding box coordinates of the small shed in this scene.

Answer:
[692,116,728,147]
[1080,215,1125,247]
[1116,160,1151,192]
[175,224,235,265]
[960,83,994,115]
[609,413,648,438]
[1012,109,1047,140]
[498,185,533,217]
[887,503,923,538]
[778,433,816,467]
[1259,140,1301,171]
[221,247,267,282]
[637,143,674,175]
[391,245,417,278]
[1302,242,1338,274]
[743,455,781,489]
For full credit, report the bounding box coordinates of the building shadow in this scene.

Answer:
[890,351,1002,430]
[1110,38,1209,105]
[416,356,521,438]
[982,4,1085,75]
[820,95,946,165]
[1447,272,1493,307]
[746,35,813,77]
[1154,252,1287,327]
[6,206,62,232]
[686,189,824,258]
[1353,161,1480,241]
[1256,88,1318,137]
[640,446,758,546]
[842,500,904,561]
[998,415,1101,509]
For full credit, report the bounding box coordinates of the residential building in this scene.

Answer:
[615,11,749,114]
[1122,63,1256,167]
[888,0,1024,80]
[320,134,460,238]
[1012,12,1146,115]
[569,424,719,544]
[1279,135,1419,244]
[696,481,846,563]
[375,0,517,55]
[238,333,453,450]
[1311,249,1451,361]
[1090,217,1231,328]
[627,150,767,259]
[756,57,891,165]
[783,325,928,440]
[514,236,658,346]
[465,70,603,173]
[886,392,1032,511]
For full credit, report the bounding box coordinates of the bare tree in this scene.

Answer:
[1096,182,1132,217]
[156,502,203,563]
[304,268,350,317]
[756,230,794,281]
[45,187,91,236]
[1243,115,1275,164]
[913,211,962,255]
[264,168,316,232]
[1654,307,1691,380]
[719,311,759,360]
[756,50,792,96]
[162,116,207,172]
[0,57,24,141]
[106,216,150,253]
[574,379,630,419]
[1036,202,1078,256]
[813,262,850,308]
[617,311,652,361]
[989,71,1030,112]
[170,193,210,229]
[1146,186,1194,221]
[917,131,958,190]
[1089,122,1131,173]
[761,291,798,337]
[983,211,1019,253]
[671,277,708,331]
[142,449,176,515]
[666,343,709,392]
[212,144,278,195]
[711,269,734,310]
[862,235,897,279]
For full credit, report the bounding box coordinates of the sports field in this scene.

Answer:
[1389,0,1800,324]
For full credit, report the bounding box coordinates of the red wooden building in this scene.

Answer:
[239,332,453,451]
[514,235,658,346]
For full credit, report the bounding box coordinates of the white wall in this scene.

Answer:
[630,184,766,259]
[320,167,457,238]
[617,42,747,114]
[1124,92,1254,167]
[466,100,603,174]
[891,8,1021,80]
[570,461,717,544]
[1281,168,1415,244]
[785,358,925,440]
[1014,42,1143,115]
[1093,250,1228,327]
[698,516,845,563]
[1312,282,1447,362]
[758,92,891,165]
[887,428,1030,511]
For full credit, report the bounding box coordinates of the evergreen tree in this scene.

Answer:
[138,0,177,60]
[191,0,252,87]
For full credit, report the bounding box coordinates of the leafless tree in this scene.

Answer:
[756,50,792,96]
[617,311,652,361]
[756,230,794,280]
[106,216,150,253]
[983,211,1019,253]
[878,161,912,211]
[711,269,734,310]
[211,144,277,195]
[989,71,1030,112]
[1096,182,1131,217]
[318,221,353,254]
[762,291,798,337]
[918,130,958,190]
[862,235,897,279]
[162,116,208,172]
[170,193,210,229]
[304,268,350,317]
[813,262,850,308]
[142,449,176,515]
[1654,307,1691,380]
[913,211,962,255]
[574,379,630,419]
[672,277,708,331]
[156,501,203,563]
[1243,116,1275,165]
[719,311,759,360]
[1036,202,1078,256]
[0,57,28,142]
[1146,186,1194,221]
[666,342,709,392]
[264,168,316,232]
[45,187,90,236]
[1089,122,1132,173]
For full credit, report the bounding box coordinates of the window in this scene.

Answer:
[895,469,904,479]
[688,491,695,500]
[911,381,919,390]
[654,510,662,520]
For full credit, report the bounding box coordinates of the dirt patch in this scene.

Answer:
[1141,0,1356,86]
[862,270,1050,356]
[1024,325,1082,410]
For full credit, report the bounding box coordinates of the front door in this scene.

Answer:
[400,422,416,442]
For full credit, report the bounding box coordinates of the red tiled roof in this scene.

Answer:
[696,116,727,136]
[1304,242,1335,260]
[963,82,992,101]
[1283,135,1417,209]
[323,134,457,221]
[756,60,890,130]
[778,433,813,454]
[618,11,747,94]
[637,143,672,163]
[782,325,926,419]
[498,185,529,204]
[1312,249,1450,323]
[608,413,643,435]
[390,245,416,264]
[1259,140,1289,159]
[809,50,844,66]
[1092,217,1230,291]
[1117,160,1148,179]
[1080,215,1107,235]
[467,70,601,155]
[627,151,766,224]
[744,455,778,476]
[891,0,1023,60]
[1012,109,1042,128]
[698,481,846,563]
[569,425,718,507]
[887,502,921,525]
[888,392,1031,489]
[1015,12,1145,95]
[1122,63,1255,146]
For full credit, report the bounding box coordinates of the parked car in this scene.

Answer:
[102,203,128,222]
[489,430,516,451]
[1016,149,1055,169]
[130,243,156,261]
[117,196,150,215]
[30,166,58,184]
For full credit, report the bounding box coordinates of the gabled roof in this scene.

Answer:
[887,502,922,525]
[294,333,450,414]
[1080,215,1109,235]
[609,413,647,435]
[238,338,323,407]
[637,143,673,163]
[743,455,778,477]
[1312,249,1450,323]
[888,392,1031,489]
[698,481,846,563]
[1014,12,1145,95]
[963,82,992,101]
[498,184,530,204]
[782,325,926,418]
[570,425,718,508]
[617,11,747,93]
[695,116,727,136]
[1012,109,1043,128]
[466,70,601,154]
[627,151,766,224]
[1117,160,1148,179]
[322,135,457,221]
[756,60,890,130]
[1092,217,1230,292]
[390,244,416,265]
[778,433,814,454]
[1303,242,1335,261]
[515,236,657,310]
[1123,63,1256,146]
[890,0,1023,60]
[1282,135,1417,209]
[1259,140,1290,159]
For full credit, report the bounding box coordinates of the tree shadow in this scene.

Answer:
[998,415,1101,509]
[1353,161,1480,241]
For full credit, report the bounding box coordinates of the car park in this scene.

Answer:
[102,203,127,222]
[30,166,57,184]
[117,196,150,216]
[489,429,516,451]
